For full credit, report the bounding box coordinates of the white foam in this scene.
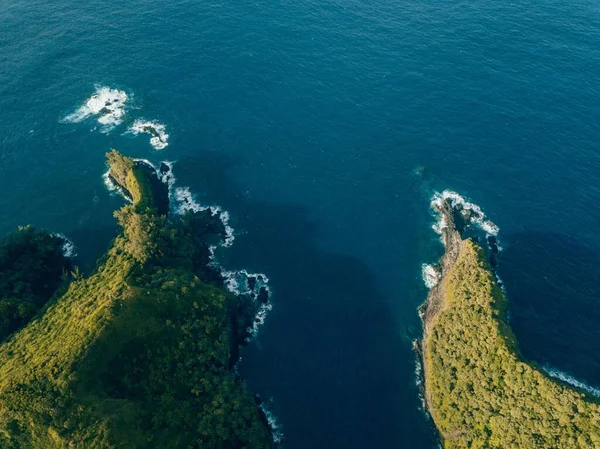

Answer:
[104,159,273,340]
[132,157,154,167]
[222,269,270,296]
[158,161,176,189]
[102,170,117,192]
[129,119,169,150]
[430,190,499,237]
[63,86,128,130]
[173,186,202,214]
[431,215,447,235]
[102,170,133,203]
[251,301,274,338]
[543,366,600,398]
[414,345,426,410]
[421,264,440,289]
[219,210,235,247]
[52,233,77,258]
[172,187,236,247]
[259,401,284,446]
[480,220,500,236]
[222,269,272,338]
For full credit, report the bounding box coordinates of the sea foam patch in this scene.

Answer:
[129,119,169,150]
[173,187,235,247]
[52,233,77,258]
[63,86,128,130]
[222,269,272,338]
[431,190,499,237]
[259,401,284,446]
[102,170,133,203]
[421,263,440,289]
[414,343,426,410]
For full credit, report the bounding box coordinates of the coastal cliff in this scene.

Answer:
[420,198,600,449]
[0,151,273,449]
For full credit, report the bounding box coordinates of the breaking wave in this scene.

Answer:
[62,87,169,151]
[423,190,501,288]
[102,159,273,339]
[129,119,169,150]
[431,190,499,237]
[102,170,133,203]
[52,233,77,258]
[63,86,128,130]
[222,269,272,338]
[543,366,600,398]
[172,187,235,247]
[259,401,284,446]
[414,342,426,410]
[421,263,440,289]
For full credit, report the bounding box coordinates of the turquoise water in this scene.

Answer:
[2,0,600,447]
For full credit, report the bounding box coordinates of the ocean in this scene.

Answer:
[1,0,600,447]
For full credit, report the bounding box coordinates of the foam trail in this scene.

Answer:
[222,269,272,338]
[173,187,235,247]
[543,366,600,398]
[251,301,273,336]
[421,263,440,289]
[52,233,77,258]
[259,401,284,446]
[102,170,133,203]
[129,119,169,150]
[63,86,128,130]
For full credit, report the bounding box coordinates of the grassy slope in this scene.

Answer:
[425,239,600,449]
[0,152,272,449]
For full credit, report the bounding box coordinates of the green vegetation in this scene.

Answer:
[0,226,70,342]
[425,239,600,449]
[0,151,272,448]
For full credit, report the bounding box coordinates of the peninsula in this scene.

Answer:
[0,151,273,449]
[421,199,600,449]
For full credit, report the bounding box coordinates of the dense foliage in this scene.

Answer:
[0,226,70,342]
[425,239,600,449]
[0,152,272,448]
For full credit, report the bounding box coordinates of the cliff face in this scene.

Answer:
[420,199,600,449]
[0,151,273,449]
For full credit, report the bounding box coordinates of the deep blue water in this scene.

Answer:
[2,0,600,447]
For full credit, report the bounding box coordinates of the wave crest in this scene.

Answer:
[129,120,169,150]
[259,401,284,446]
[543,366,600,398]
[63,86,128,130]
[431,190,499,237]
[421,264,440,289]
[52,233,77,258]
[103,159,273,339]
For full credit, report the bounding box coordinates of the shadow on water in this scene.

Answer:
[68,225,118,274]
[499,231,600,387]
[174,151,438,449]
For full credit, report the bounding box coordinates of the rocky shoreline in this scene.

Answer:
[416,199,466,441]
[108,152,280,446]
